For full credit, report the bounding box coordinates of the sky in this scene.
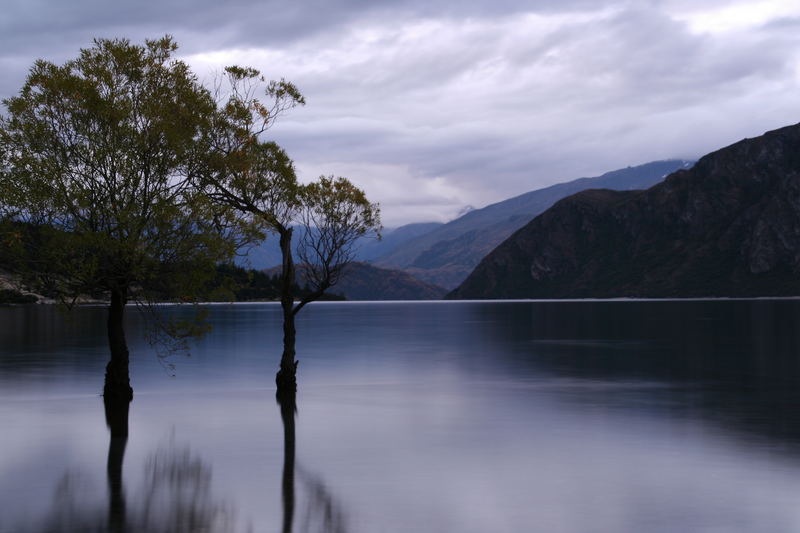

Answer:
[1,0,799,226]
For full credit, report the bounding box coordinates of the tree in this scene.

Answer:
[0,37,243,402]
[280,176,380,381]
[272,174,380,391]
[201,68,380,392]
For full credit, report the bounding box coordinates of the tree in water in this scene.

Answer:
[201,68,380,392]
[0,37,243,403]
[274,175,380,391]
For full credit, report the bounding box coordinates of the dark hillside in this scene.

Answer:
[450,124,800,299]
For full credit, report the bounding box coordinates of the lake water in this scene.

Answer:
[3,300,800,532]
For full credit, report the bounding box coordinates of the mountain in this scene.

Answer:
[449,123,800,299]
[236,222,443,270]
[328,262,447,300]
[375,160,693,289]
[265,262,447,300]
[357,222,444,262]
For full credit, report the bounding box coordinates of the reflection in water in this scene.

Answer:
[14,301,800,532]
[15,393,350,533]
[295,467,348,533]
[104,397,129,533]
[475,300,800,448]
[278,389,348,533]
[279,389,296,533]
[14,398,241,533]
[135,442,238,532]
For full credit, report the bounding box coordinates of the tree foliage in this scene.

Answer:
[197,65,381,389]
[0,36,240,304]
[0,35,380,394]
[296,175,381,308]
[197,66,381,303]
[0,36,252,399]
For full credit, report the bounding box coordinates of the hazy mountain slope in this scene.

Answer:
[329,262,447,300]
[235,221,444,270]
[264,262,447,300]
[375,160,693,289]
[357,222,443,261]
[449,123,800,299]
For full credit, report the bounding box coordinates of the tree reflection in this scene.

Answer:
[134,442,238,532]
[295,468,349,533]
[279,388,297,533]
[15,397,241,533]
[104,396,129,533]
[277,389,349,533]
[16,391,351,533]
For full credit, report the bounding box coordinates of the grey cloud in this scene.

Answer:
[761,16,800,33]
[2,1,800,224]
[288,6,799,186]
[0,0,615,99]
[0,0,616,54]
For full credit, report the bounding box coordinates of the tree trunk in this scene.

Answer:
[276,228,298,392]
[278,310,298,390]
[104,287,133,402]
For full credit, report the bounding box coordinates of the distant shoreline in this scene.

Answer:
[7,296,800,308]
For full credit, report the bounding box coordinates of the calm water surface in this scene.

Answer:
[2,300,800,532]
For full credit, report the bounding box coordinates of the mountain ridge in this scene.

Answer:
[449,123,800,299]
[264,261,447,300]
[236,221,444,270]
[375,159,693,288]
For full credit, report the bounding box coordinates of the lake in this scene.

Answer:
[2,299,800,532]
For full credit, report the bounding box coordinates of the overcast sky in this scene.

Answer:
[2,0,799,226]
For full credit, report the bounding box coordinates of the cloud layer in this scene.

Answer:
[2,0,799,225]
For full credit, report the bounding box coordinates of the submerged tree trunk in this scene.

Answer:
[276,228,298,392]
[104,287,133,402]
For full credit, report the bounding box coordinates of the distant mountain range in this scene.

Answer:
[373,160,693,288]
[235,222,443,270]
[239,160,693,295]
[328,262,447,300]
[265,262,446,300]
[449,123,800,299]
